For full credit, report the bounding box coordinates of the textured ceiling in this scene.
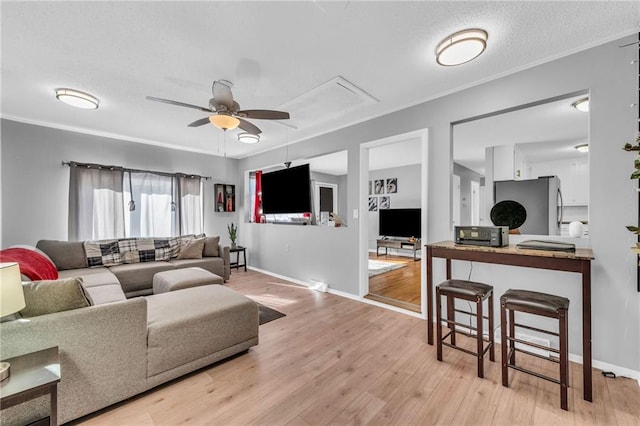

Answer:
[1,1,638,159]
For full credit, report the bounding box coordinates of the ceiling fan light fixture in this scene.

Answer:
[436,28,488,66]
[55,88,99,109]
[209,114,240,130]
[572,97,589,112]
[238,132,260,144]
[574,143,589,153]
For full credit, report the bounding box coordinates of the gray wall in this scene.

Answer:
[238,35,640,374]
[453,162,482,226]
[311,170,348,223]
[0,120,239,247]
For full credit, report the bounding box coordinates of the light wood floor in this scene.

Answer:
[367,253,421,312]
[76,269,640,425]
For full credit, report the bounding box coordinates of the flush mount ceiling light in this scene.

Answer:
[209,114,240,130]
[238,132,260,144]
[575,143,589,153]
[55,88,99,109]
[572,97,589,112]
[436,28,488,66]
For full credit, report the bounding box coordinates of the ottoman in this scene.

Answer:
[153,267,224,294]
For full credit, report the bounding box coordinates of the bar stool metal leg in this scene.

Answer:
[436,286,443,362]
[477,294,484,378]
[559,308,569,411]
[501,299,508,387]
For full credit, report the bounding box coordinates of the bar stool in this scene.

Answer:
[500,289,570,410]
[436,279,495,378]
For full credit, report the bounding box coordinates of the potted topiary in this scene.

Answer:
[227,222,238,249]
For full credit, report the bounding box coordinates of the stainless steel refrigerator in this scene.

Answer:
[493,176,562,235]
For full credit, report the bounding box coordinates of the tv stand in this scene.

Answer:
[376,238,421,261]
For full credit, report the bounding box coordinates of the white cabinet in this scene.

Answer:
[529,157,588,206]
[567,159,589,205]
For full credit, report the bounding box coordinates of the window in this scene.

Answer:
[69,163,204,240]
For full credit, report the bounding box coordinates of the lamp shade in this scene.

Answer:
[209,114,240,130]
[0,262,25,317]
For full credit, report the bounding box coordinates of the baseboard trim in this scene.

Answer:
[247,266,640,384]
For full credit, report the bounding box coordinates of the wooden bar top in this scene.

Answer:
[427,241,594,261]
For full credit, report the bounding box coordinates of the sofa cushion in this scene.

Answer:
[84,240,122,267]
[109,261,175,295]
[0,248,59,280]
[20,278,90,317]
[57,268,126,305]
[146,285,258,377]
[36,240,87,270]
[177,237,206,259]
[203,236,220,257]
[169,258,225,278]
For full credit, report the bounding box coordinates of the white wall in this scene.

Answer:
[0,120,239,247]
[238,34,640,374]
[368,164,421,250]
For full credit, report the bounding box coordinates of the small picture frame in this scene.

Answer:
[374,179,385,194]
[368,197,378,211]
[386,178,397,194]
[379,196,390,210]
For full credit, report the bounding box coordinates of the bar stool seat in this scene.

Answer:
[501,289,570,410]
[436,279,495,378]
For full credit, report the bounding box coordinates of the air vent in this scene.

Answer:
[279,76,379,129]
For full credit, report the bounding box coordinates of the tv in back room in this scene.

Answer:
[379,208,421,239]
[261,164,312,215]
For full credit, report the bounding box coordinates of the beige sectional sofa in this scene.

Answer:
[36,236,231,299]
[0,236,259,425]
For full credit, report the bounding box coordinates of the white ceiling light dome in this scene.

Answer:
[436,29,488,66]
[238,132,260,144]
[55,88,99,109]
[572,97,589,112]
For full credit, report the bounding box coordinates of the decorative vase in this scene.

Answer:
[569,221,584,238]
[231,242,237,249]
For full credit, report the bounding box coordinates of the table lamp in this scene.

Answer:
[0,262,26,381]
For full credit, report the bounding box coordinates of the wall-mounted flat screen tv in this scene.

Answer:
[379,208,421,238]
[262,164,312,214]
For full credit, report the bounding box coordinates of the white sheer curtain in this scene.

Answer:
[68,163,125,241]
[178,175,203,235]
[69,164,203,239]
[124,172,177,237]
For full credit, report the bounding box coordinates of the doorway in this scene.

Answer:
[359,129,429,316]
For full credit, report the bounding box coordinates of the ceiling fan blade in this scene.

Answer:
[237,110,290,120]
[188,117,211,127]
[238,118,262,135]
[146,96,212,113]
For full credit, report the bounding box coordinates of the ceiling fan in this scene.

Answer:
[146,80,290,137]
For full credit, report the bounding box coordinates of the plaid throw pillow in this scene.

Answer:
[84,240,122,267]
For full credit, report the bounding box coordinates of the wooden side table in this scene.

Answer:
[230,246,247,272]
[0,346,60,426]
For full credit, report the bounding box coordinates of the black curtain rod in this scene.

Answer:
[61,161,211,180]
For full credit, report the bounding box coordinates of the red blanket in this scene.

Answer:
[0,248,58,281]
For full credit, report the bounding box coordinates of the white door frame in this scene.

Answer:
[314,181,338,223]
[358,128,429,318]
